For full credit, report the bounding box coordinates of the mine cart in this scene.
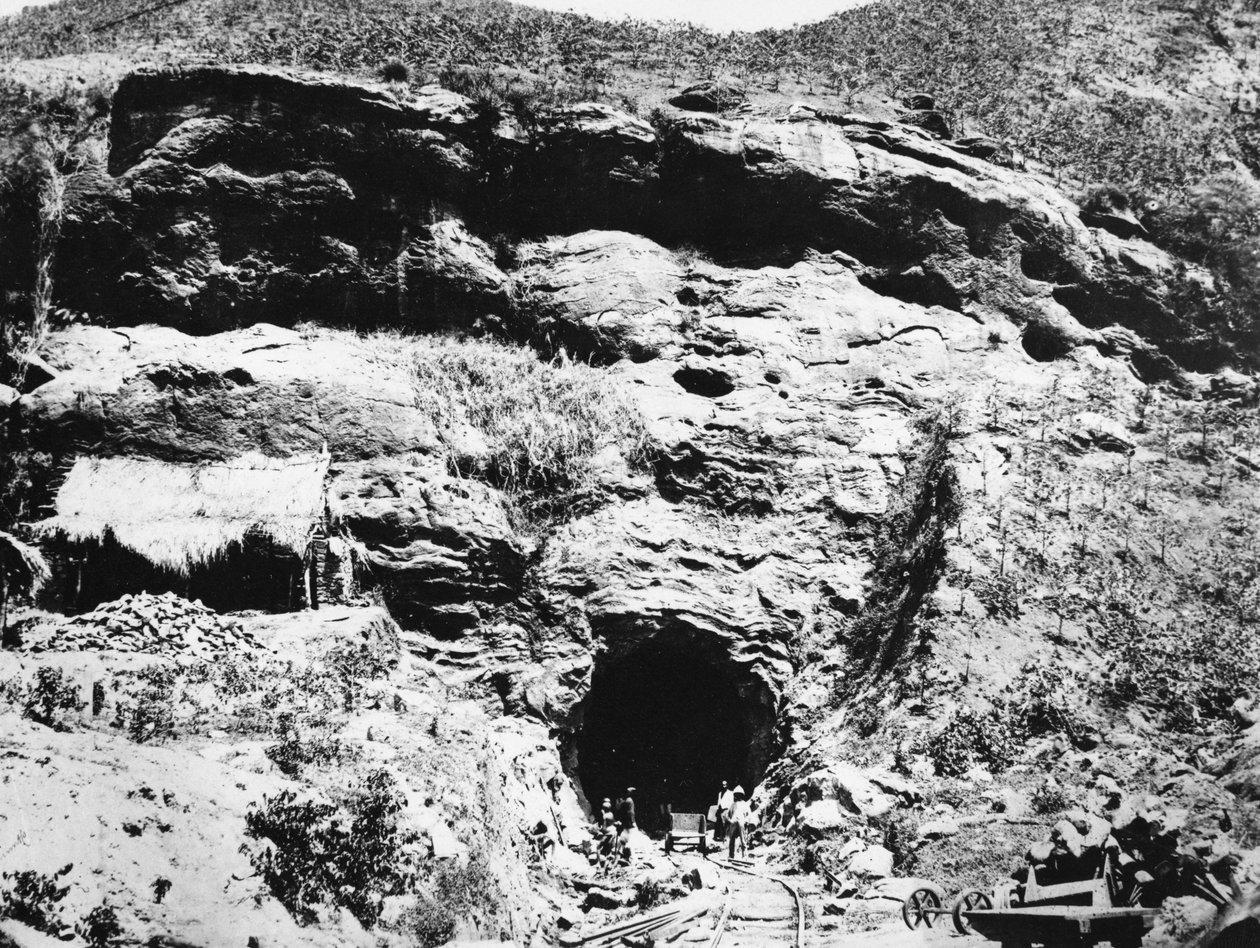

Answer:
[963,906,1158,948]
[664,812,709,853]
[902,854,1157,945]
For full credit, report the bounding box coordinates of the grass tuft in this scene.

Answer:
[344,329,656,521]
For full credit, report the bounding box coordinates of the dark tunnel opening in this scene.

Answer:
[574,636,775,834]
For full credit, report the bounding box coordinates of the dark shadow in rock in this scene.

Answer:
[673,366,735,398]
[1021,320,1077,362]
[572,632,775,833]
[859,266,963,312]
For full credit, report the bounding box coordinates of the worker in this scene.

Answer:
[597,820,622,871]
[728,786,750,859]
[715,780,734,842]
[617,821,633,865]
[525,819,555,863]
[600,798,615,828]
[617,787,637,829]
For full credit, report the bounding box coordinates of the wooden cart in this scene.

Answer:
[964,906,1158,948]
[901,853,1156,943]
[664,812,709,854]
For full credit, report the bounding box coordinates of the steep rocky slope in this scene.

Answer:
[0,61,1258,948]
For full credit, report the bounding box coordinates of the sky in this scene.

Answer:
[0,0,873,31]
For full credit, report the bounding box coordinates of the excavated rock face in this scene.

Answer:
[62,65,1222,370]
[6,63,1231,812]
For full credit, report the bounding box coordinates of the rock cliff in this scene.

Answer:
[3,62,1259,948]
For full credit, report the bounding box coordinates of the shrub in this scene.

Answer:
[380,59,410,84]
[972,573,1023,620]
[77,904,123,948]
[411,895,456,947]
[112,665,176,743]
[245,792,338,925]
[0,866,72,938]
[21,666,83,730]
[1031,782,1070,815]
[1007,664,1081,739]
[417,852,503,944]
[924,706,1018,777]
[245,769,413,928]
[635,877,663,910]
[845,407,962,675]
[1100,616,1260,733]
[264,725,360,778]
[1143,171,1260,368]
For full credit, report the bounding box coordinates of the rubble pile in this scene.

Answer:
[26,592,262,658]
[1017,774,1235,908]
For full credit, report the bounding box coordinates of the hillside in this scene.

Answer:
[0,3,1258,948]
[1,0,1259,192]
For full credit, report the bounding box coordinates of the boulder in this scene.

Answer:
[583,887,629,910]
[669,78,748,113]
[918,818,960,840]
[898,109,951,138]
[798,799,849,836]
[330,459,526,634]
[64,67,509,331]
[996,788,1032,818]
[798,764,897,819]
[683,863,722,890]
[521,102,658,233]
[1066,412,1136,453]
[848,845,895,878]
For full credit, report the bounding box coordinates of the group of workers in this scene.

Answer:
[591,780,753,869]
[595,787,638,869]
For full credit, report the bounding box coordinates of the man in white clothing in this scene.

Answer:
[715,780,735,842]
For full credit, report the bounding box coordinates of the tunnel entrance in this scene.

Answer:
[574,635,775,834]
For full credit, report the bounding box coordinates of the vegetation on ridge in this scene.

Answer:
[1,0,1256,193]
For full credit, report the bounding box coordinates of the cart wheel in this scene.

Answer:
[951,889,992,935]
[902,887,941,929]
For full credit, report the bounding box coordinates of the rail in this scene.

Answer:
[704,853,806,948]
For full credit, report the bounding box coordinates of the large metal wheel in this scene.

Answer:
[902,887,942,929]
[952,888,993,934]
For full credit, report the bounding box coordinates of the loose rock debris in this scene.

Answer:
[22,592,262,658]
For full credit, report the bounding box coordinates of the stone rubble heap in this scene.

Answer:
[1018,775,1235,907]
[25,592,261,658]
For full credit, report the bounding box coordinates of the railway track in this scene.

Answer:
[705,855,806,948]
[561,849,808,948]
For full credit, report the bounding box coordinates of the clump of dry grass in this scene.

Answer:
[338,328,656,519]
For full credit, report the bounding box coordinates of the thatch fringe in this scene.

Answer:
[35,450,330,575]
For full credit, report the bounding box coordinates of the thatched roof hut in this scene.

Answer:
[38,451,330,572]
[35,451,332,612]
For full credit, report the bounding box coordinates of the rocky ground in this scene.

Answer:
[0,45,1257,948]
